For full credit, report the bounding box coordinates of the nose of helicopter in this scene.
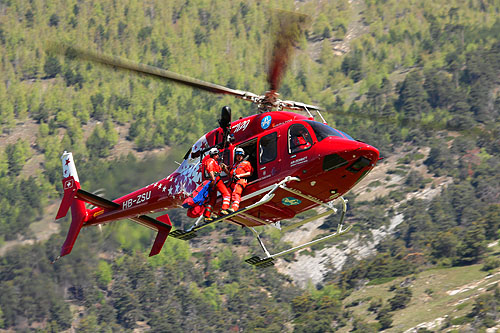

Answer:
[317,137,380,174]
[316,137,379,189]
[305,137,380,199]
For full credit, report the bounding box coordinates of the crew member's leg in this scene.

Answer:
[229,183,244,212]
[216,181,231,212]
[203,191,217,221]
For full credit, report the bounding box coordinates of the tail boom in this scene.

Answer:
[55,151,173,259]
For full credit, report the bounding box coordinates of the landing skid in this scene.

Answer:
[171,177,352,269]
[170,176,300,241]
[245,196,351,268]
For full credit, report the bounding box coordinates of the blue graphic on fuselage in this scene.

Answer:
[261,115,272,130]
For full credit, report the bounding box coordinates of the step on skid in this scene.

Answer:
[245,256,275,268]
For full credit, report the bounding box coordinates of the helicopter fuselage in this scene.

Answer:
[83,111,379,229]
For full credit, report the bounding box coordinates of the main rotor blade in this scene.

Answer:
[267,10,310,92]
[49,43,252,98]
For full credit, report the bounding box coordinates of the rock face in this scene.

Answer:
[276,213,404,288]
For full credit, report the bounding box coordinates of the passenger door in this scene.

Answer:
[257,131,281,181]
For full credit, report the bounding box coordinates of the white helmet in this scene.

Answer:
[235,147,245,156]
[209,147,219,156]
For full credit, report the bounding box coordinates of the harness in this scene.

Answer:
[204,169,220,180]
[203,157,220,180]
[230,160,251,189]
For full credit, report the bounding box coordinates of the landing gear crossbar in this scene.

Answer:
[245,196,351,268]
[170,176,300,240]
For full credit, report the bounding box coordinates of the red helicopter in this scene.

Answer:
[53,14,380,267]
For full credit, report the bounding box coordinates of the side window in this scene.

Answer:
[259,132,278,165]
[289,124,313,154]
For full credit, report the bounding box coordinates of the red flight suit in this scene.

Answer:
[202,156,230,217]
[229,160,253,211]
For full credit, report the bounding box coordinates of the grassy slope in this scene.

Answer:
[340,244,500,331]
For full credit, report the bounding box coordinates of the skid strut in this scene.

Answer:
[245,196,351,268]
[170,176,300,240]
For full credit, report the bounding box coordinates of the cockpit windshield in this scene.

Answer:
[305,120,354,141]
[337,130,354,140]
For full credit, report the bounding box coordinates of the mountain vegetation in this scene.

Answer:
[0,0,499,331]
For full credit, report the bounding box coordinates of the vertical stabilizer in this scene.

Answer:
[55,152,88,258]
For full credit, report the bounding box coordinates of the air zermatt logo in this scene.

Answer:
[64,179,74,190]
[261,115,272,129]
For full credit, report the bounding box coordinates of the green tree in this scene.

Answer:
[0,151,8,177]
[378,310,393,330]
[0,306,4,329]
[43,56,61,78]
[458,222,486,265]
[424,143,455,176]
[95,260,112,289]
[49,14,60,27]
[77,313,99,332]
[389,287,412,310]
[5,140,30,176]
[86,121,118,158]
[424,69,455,109]
[430,231,459,261]
[479,205,500,240]
[396,71,430,118]
[49,297,72,330]
[25,9,34,28]
[341,49,364,82]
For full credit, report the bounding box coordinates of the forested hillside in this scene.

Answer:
[0,0,499,331]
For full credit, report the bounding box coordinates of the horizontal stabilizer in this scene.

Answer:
[129,214,172,256]
[76,189,120,209]
[150,230,169,256]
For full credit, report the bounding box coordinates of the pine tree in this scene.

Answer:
[458,222,486,264]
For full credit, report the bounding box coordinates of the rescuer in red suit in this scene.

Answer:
[227,147,253,213]
[202,147,231,222]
